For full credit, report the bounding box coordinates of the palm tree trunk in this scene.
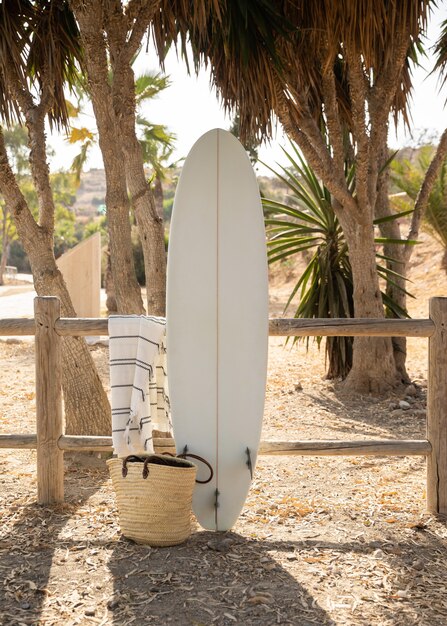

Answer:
[153,174,165,219]
[121,124,167,316]
[0,132,111,435]
[70,0,144,315]
[113,64,166,316]
[343,219,399,393]
[98,125,145,314]
[29,243,111,435]
[104,245,117,313]
[375,142,410,384]
[74,0,166,316]
[0,209,9,285]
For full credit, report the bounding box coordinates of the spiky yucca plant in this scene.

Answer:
[263,144,413,379]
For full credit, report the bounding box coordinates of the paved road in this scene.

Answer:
[0,284,35,318]
[0,276,107,342]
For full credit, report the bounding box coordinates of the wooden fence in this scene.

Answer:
[1,296,446,516]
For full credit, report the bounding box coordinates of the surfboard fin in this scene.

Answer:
[245,447,253,480]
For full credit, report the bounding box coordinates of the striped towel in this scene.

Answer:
[109,315,172,458]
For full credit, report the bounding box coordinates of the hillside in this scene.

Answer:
[73,168,106,218]
[269,224,447,320]
[72,168,290,220]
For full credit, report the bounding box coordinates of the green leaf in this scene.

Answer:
[374,237,419,245]
[373,208,415,224]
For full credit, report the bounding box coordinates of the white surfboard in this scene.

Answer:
[167,129,268,531]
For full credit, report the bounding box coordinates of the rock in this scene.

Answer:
[405,384,418,397]
[107,598,120,610]
[247,594,274,605]
[85,607,96,617]
[385,545,403,555]
[389,402,398,411]
[294,382,303,392]
[261,562,276,571]
[372,548,385,558]
[413,409,427,417]
[19,602,31,610]
[404,396,414,403]
[207,537,234,552]
[399,400,411,410]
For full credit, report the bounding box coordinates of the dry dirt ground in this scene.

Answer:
[1,231,447,626]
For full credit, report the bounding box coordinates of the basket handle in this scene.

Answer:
[122,453,213,484]
[121,455,145,478]
[141,455,207,480]
[142,456,152,479]
[176,453,214,485]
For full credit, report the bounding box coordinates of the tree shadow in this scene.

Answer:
[107,530,335,626]
[105,520,447,625]
[0,456,108,625]
[293,385,426,440]
[2,463,447,625]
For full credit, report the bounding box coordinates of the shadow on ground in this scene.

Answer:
[107,530,334,625]
[0,456,107,625]
[2,456,447,626]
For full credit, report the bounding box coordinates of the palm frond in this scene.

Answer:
[70,139,93,184]
[135,71,171,105]
[152,0,431,141]
[391,147,447,258]
[433,18,447,90]
[28,0,82,129]
[0,0,33,126]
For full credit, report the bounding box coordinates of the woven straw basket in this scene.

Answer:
[107,455,197,547]
[152,430,177,456]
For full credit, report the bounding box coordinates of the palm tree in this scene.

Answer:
[264,145,412,379]
[0,0,110,435]
[135,71,177,218]
[152,0,446,393]
[138,126,176,218]
[391,146,447,271]
[66,68,176,305]
[69,0,168,316]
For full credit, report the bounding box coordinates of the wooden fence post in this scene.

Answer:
[35,296,64,504]
[427,297,447,515]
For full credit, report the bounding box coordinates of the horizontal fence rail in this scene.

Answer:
[0,316,437,337]
[0,434,432,457]
[0,295,446,516]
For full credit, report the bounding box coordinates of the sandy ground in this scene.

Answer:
[1,230,447,626]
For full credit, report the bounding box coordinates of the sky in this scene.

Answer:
[48,4,447,177]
